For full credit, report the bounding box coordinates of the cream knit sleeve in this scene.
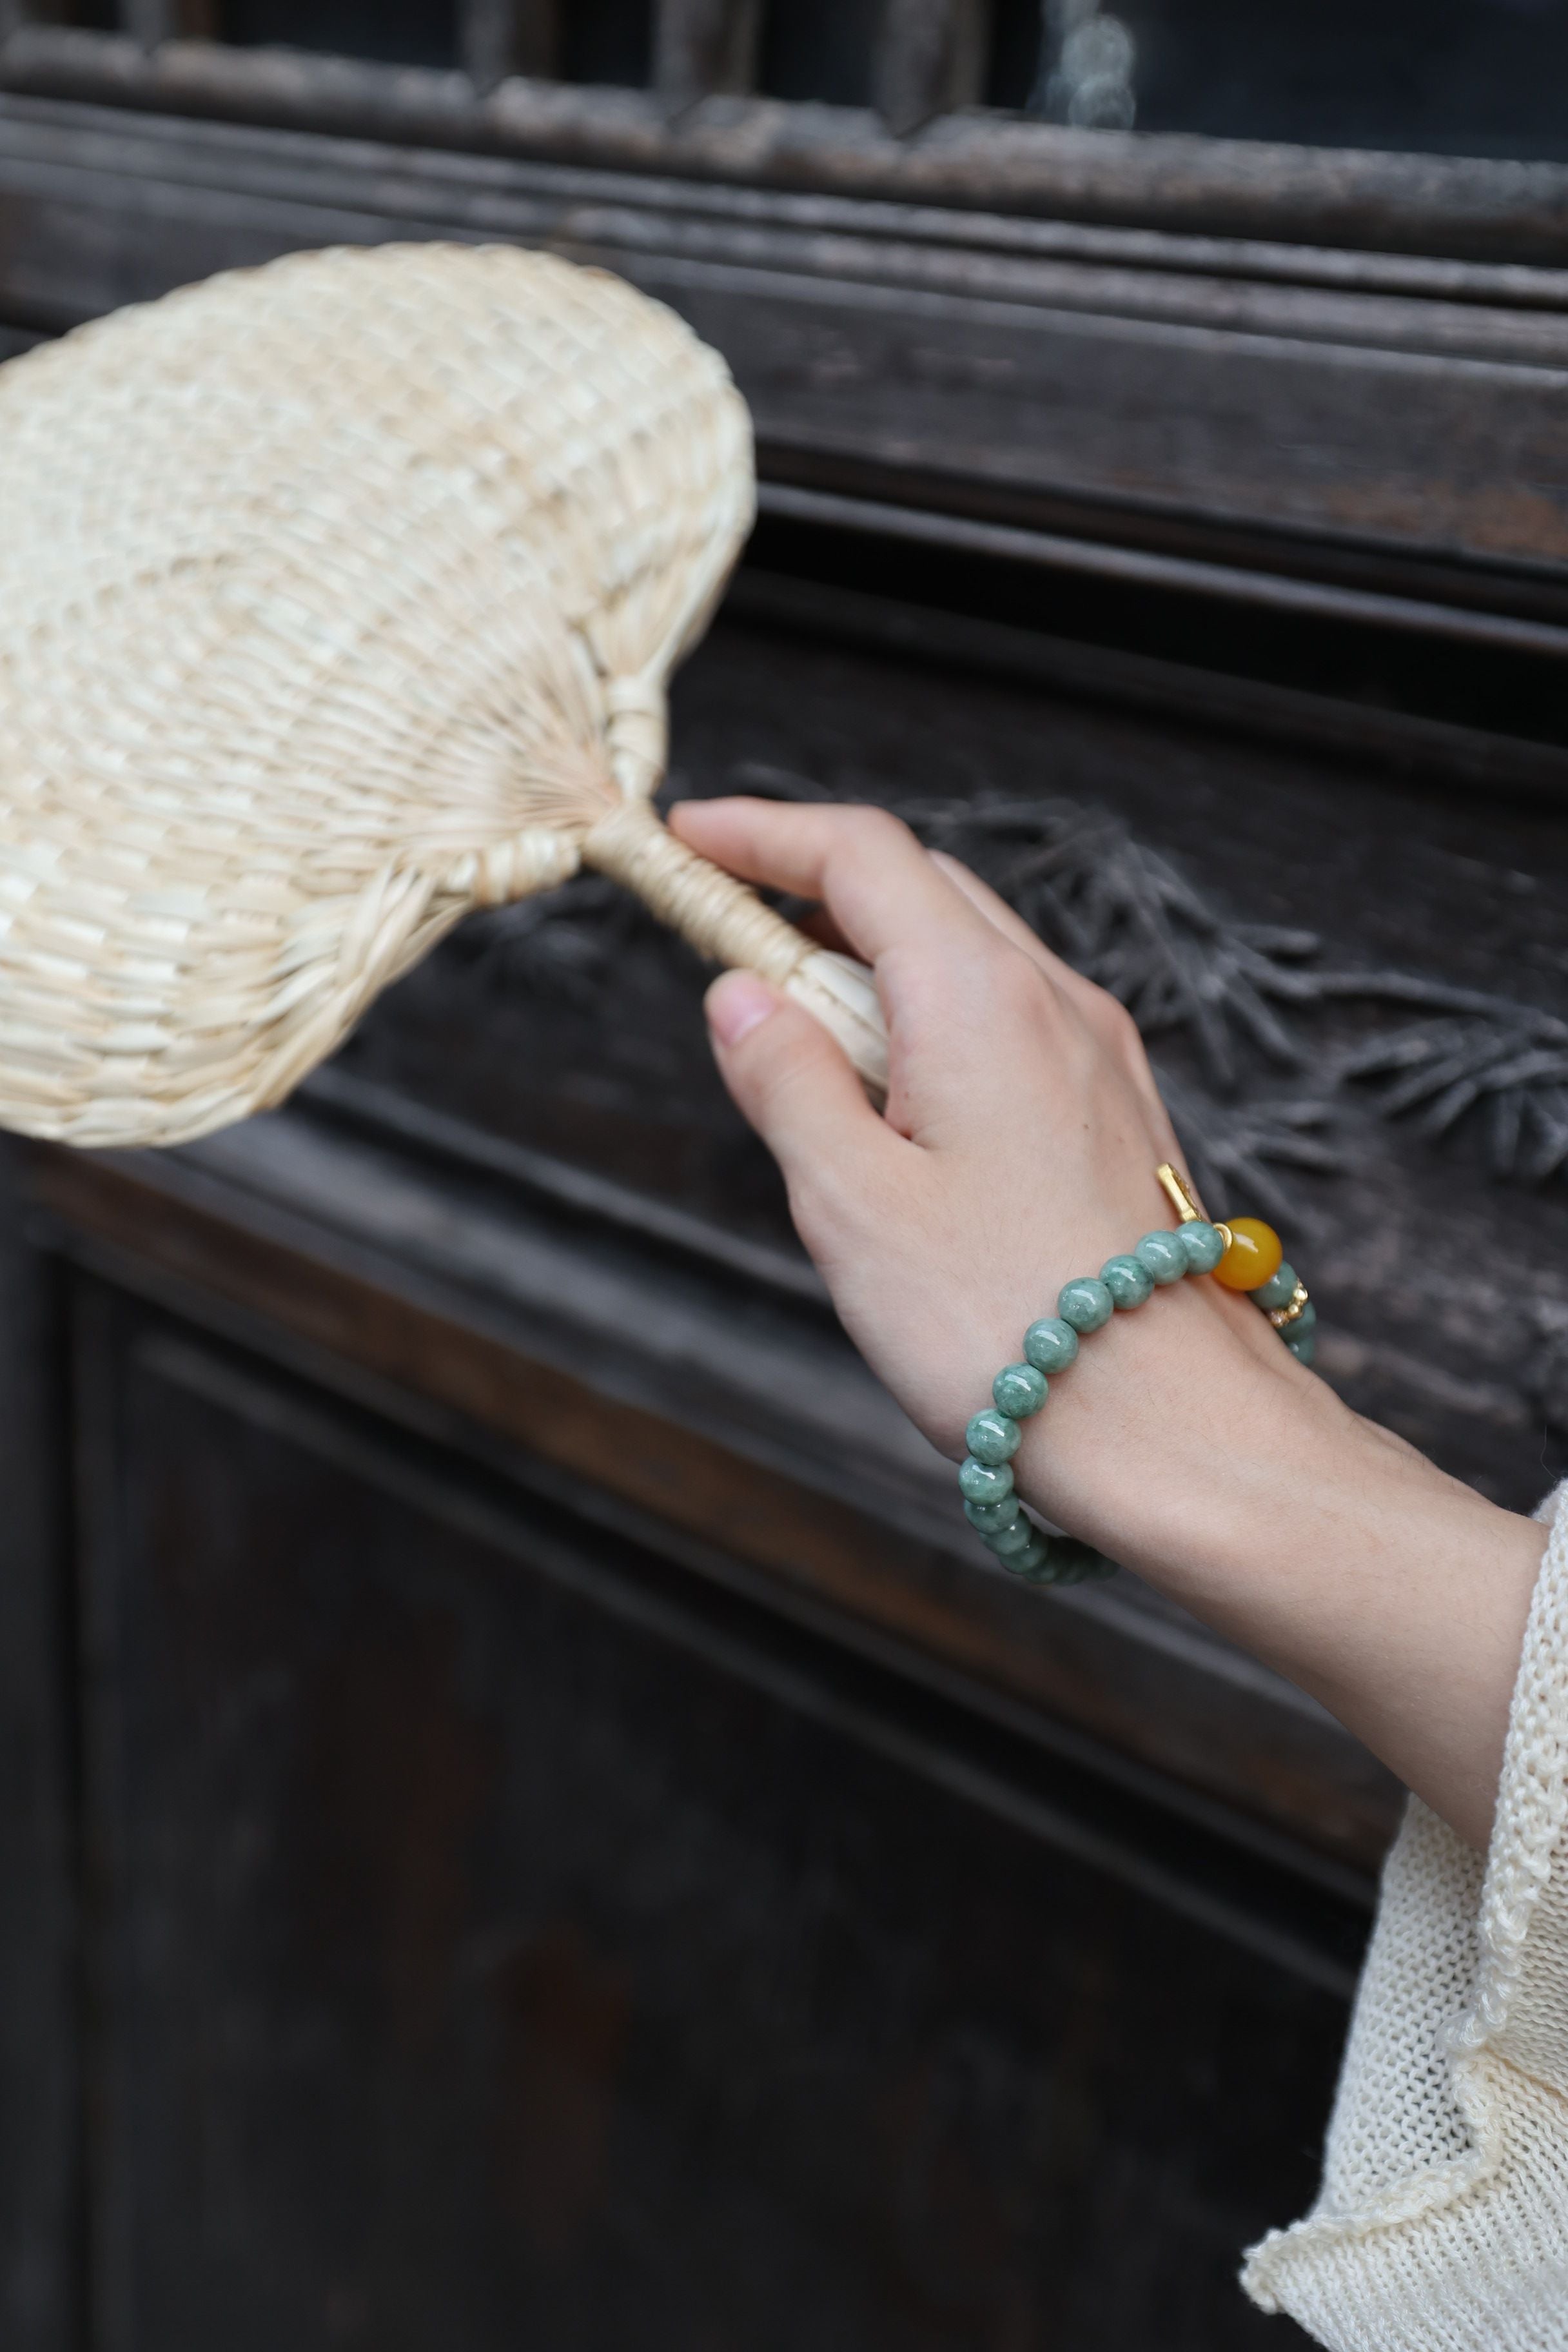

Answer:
[1242,1479,1568,2350]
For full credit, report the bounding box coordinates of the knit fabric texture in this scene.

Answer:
[1243,1479,1568,2349]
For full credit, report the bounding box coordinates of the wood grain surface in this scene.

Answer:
[8,24,1568,260]
[0,51,1562,2350]
[5,92,1568,621]
[24,1130,1403,1887]
[65,1280,1333,2347]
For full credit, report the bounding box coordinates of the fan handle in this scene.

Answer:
[581,799,888,1102]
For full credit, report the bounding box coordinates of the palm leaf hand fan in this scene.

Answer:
[0,242,888,1148]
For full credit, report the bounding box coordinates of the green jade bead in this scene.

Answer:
[966,1407,1021,1466]
[1252,1260,1298,1313]
[1004,1536,1052,1578]
[1177,1220,1226,1275]
[1286,1330,1317,1367]
[986,1516,1037,1558]
[994,1362,1048,1418]
[964,1494,1021,1534]
[1048,1537,1105,1584]
[1058,1277,1114,1333]
[1046,1558,1093,1589]
[1100,1253,1154,1309]
[1289,1300,1317,1335]
[1023,1318,1079,1375]
[992,1364,1053,1411]
[959,1456,1014,1506]
[1134,1230,1189,1285]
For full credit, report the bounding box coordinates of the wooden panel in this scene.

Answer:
[730,554,1568,799]
[0,1148,79,2352]
[75,1284,1335,2348]
[5,92,1568,618]
[685,275,1568,583]
[28,1134,1404,1879]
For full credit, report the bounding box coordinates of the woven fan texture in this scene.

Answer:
[0,243,756,1145]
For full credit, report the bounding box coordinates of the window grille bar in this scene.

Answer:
[652,0,762,103]
[120,0,218,41]
[874,0,992,135]
[460,0,558,91]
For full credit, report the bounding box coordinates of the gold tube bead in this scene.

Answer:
[1154,1162,1204,1224]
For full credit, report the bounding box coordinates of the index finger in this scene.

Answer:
[669,797,999,969]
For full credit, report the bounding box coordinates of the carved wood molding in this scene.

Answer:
[5,88,1568,635]
[910,793,1568,1202]
[6,23,1568,261]
[453,779,1568,1215]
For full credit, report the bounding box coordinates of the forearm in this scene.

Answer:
[1008,1280,1546,1850]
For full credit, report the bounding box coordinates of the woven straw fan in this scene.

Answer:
[0,242,888,1149]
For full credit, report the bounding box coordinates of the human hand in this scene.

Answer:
[671,794,1302,1551]
[671,795,1546,1849]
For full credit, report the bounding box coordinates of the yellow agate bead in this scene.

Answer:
[1212,1216,1284,1293]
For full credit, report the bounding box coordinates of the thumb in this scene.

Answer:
[704,968,887,1187]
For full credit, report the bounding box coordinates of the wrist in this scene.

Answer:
[1006,1271,1306,1575]
[1007,1282,1545,1845]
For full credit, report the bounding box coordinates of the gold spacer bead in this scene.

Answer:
[1268,1280,1311,1329]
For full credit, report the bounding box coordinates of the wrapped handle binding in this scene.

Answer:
[580,798,889,1101]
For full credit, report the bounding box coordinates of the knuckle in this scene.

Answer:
[1112,1001,1154,1075]
[1102,991,1143,1052]
[841,804,912,861]
[1075,976,1142,1059]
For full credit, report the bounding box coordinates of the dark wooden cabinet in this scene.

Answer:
[65,1280,1348,2350]
[1,10,1566,2346]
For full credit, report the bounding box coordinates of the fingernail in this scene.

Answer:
[707,971,778,1047]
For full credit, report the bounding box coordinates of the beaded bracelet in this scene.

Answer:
[959,1164,1316,1588]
